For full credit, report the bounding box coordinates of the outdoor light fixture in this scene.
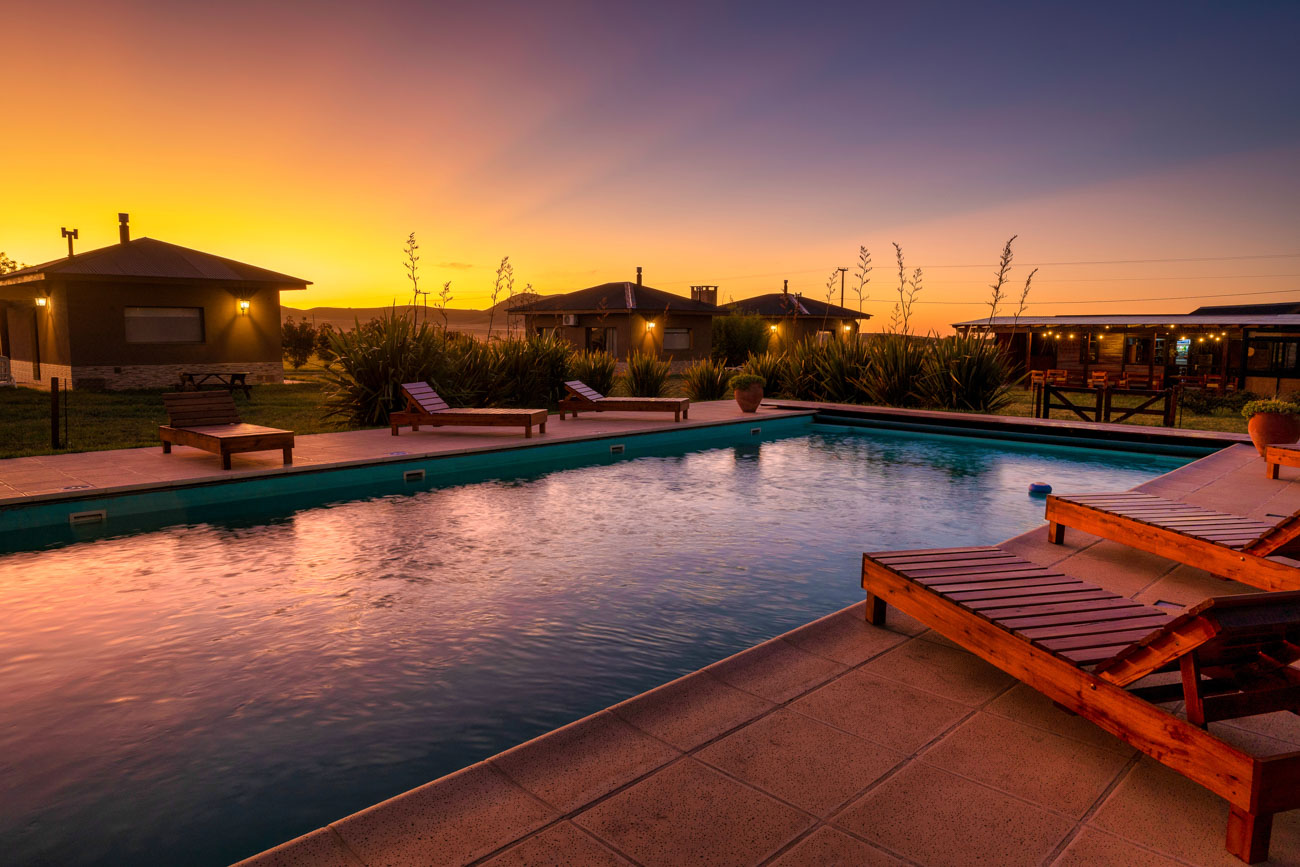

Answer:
[842,324,851,331]
[645,320,655,331]
[34,296,48,308]
[1068,333,1076,339]
[239,299,251,315]
[770,324,778,332]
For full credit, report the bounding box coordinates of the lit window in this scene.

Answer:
[124,307,205,344]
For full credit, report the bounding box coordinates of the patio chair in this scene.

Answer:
[1044,491,1300,592]
[1088,370,1109,388]
[862,545,1300,863]
[160,391,293,470]
[390,382,548,438]
[1266,445,1300,480]
[558,380,690,422]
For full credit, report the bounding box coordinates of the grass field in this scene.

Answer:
[0,369,1247,460]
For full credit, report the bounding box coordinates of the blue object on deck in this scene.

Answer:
[1028,482,1053,495]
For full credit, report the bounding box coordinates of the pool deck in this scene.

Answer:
[0,400,808,506]
[234,435,1300,866]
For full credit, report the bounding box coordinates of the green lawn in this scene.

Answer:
[990,390,1248,434]
[0,372,1245,461]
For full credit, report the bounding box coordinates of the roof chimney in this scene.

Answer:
[635,266,642,287]
[118,213,130,244]
[782,279,788,295]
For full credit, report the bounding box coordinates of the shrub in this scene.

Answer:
[741,352,789,397]
[1179,388,1256,416]
[682,358,731,401]
[711,312,771,365]
[567,350,617,396]
[728,373,765,391]
[856,333,928,407]
[1242,399,1300,418]
[485,332,572,407]
[787,337,872,403]
[322,309,449,425]
[282,317,317,369]
[917,333,1017,412]
[621,351,672,397]
[314,323,338,369]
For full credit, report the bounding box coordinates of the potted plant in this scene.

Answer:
[729,373,765,413]
[1242,399,1300,456]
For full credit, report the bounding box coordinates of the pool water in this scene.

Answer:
[0,423,1186,865]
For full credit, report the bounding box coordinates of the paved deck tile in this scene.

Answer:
[984,683,1134,756]
[921,711,1134,819]
[1049,827,1181,867]
[608,670,774,752]
[780,606,908,666]
[328,762,556,867]
[231,827,364,867]
[704,637,847,704]
[833,761,1076,867]
[489,711,679,813]
[479,822,632,866]
[696,708,905,816]
[1089,758,1300,866]
[790,665,972,754]
[766,826,906,866]
[859,635,1016,706]
[573,758,813,867]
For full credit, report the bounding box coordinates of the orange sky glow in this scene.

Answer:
[3,1,1298,334]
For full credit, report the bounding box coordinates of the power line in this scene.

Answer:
[860,287,1300,306]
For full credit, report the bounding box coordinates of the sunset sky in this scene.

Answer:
[3,0,1298,333]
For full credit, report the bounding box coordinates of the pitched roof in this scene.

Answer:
[506,281,723,314]
[952,314,1300,328]
[0,237,310,287]
[724,293,870,319]
[1190,301,1300,316]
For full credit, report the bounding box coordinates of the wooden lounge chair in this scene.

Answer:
[862,545,1300,863]
[1045,491,1300,592]
[1266,445,1300,481]
[160,391,293,470]
[558,380,690,422]
[390,382,547,438]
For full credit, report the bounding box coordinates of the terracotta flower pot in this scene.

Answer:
[1247,412,1300,457]
[734,384,763,413]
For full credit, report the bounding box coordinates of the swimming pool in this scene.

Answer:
[0,420,1190,865]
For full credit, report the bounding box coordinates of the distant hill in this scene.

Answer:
[283,295,543,339]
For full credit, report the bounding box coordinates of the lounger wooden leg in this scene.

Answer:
[1048,522,1065,544]
[391,425,400,436]
[282,448,293,465]
[1181,652,1207,729]
[1227,807,1272,863]
[222,452,232,470]
[674,409,680,422]
[866,592,886,625]
[162,441,172,454]
[683,406,688,419]
[1268,461,1280,480]
[539,421,546,434]
[524,424,532,438]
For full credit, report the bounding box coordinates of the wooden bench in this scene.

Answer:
[1044,491,1300,592]
[862,545,1300,863]
[558,380,690,422]
[160,391,293,469]
[1266,445,1300,481]
[390,382,547,438]
[179,371,251,398]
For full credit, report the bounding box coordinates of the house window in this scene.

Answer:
[1126,337,1150,364]
[663,328,691,351]
[1079,334,1099,364]
[124,307,204,344]
[586,326,617,355]
[1246,338,1300,377]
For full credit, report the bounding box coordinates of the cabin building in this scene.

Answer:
[953,302,1300,396]
[507,270,723,363]
[0,215,309,390]
[723,281,870,347]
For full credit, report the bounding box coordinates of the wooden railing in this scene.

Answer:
[1031,382,1179,427]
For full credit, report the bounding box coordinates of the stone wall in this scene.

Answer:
[68,362,284,391]
[9,361,73,388]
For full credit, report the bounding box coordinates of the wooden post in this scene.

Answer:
[50,376,60,449]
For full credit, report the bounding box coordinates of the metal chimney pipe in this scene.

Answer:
[636,266,642,287]
[118,213,130,244]
[783,279,788,295]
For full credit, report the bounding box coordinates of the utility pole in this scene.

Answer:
[836,267,847,308]
[61,227,78,258]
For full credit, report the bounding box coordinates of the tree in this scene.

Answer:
[0,252,27,274]
[314,323,338,369]
[282,316,317,368]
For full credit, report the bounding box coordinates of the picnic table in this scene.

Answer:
[179,371,251,398]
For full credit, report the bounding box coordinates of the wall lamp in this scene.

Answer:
[238,299,251,315]
[842,324,852,331]
[35,296,49,309]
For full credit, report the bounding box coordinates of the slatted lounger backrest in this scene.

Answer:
[162,391,243,427]
[401,382,452,413]
[565,380,606,402]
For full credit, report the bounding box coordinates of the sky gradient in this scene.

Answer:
[3,0,1298,332]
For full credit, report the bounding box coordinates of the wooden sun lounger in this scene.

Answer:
[160,391,293,470]
[1266,445,1300,481]
[390,382,547,438]
[558,380,689,422]
[862,545,1300,863]
[1045,491,1300,592]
